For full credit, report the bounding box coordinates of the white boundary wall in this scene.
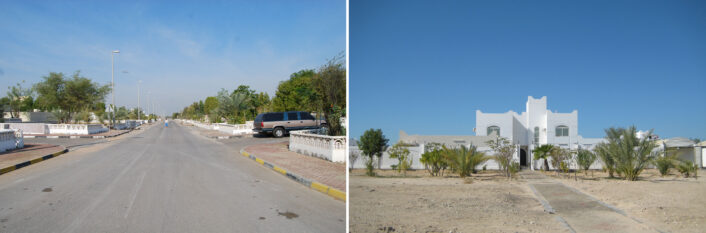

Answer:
[0,123,48,134]
[47,124,108,135]
[182,120,254,135]
[289,130,346,163]
[0,129,24,152]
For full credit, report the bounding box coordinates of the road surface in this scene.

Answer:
[0,122,345,233]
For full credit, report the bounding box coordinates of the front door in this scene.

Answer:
[520,149,527,167]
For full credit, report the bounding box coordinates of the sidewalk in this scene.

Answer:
[0,143,67,175]
[243,142,346,192]
[520,171,658,233]
[23,129,130,138]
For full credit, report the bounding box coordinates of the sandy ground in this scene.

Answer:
[349,169,568,233]
[544,169,706,233]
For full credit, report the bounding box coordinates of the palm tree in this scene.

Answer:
[533,144,554,171]
[602,126,657,181]
[442,145,489,178]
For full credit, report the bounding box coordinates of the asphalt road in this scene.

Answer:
[0,122,345,233]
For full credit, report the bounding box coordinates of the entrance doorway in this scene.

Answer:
[520,148,527,167]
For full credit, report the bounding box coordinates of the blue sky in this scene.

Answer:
[1,1,345,116]
[351,0,706,143]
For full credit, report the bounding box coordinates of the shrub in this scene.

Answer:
[576,149,597,176]
[676,160,696,178]
[508,161,521,178]
[388,142,412,176]
[653,154,676,177]
[420,143,447,176]
[487,137,516,178]
[442,145,488,178]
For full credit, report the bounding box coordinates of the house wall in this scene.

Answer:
[475,111,514,141]
[547,111,578,146]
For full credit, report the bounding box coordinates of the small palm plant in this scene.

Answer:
[676,160,696,178]
[533,144,554,171]
[576,149,597,177]
[653,149,677,177]
[442,145,488,178]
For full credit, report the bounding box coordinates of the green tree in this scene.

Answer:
[271,69,317,112]
[487,137,517,178]
[533,144,554,171]
[33,71,110,123]
[312,54,346,136]
[548,147,569,177]
[204,96,219,121]
[358,128,389,176]
[388,142,412,176]
[442,145,488,178]
[420,142,447,176]
[215,89,250,124]
[6,81,33,118]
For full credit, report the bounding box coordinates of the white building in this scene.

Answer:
[475,96,604,170]
[351,96,605,170]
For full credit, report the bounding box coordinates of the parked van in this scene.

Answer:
[253,111,327,137]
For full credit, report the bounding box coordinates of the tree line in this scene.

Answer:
[174,54,346,136]
[1,71,156,124]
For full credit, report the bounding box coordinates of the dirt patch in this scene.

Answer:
[349,169,566,232]
[278,211,299,219]
[545,169,706,233]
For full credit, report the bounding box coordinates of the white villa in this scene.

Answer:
[351,96,705,170]
[473,96,604,169]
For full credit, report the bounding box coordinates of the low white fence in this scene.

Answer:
[289,130,346,163]
[0,129,24,152]
[0,123,48,134]
[182,120,254,135]
[47,124,108,135]
[213,122,254,135]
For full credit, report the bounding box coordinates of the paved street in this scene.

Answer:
[0,122,344,233]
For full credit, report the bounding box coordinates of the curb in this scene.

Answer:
[0,147,69,176]
[239,149,345,202]
[23,129,133,139]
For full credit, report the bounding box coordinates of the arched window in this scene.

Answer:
[487,126,500,136]
[534,127,540,144]
[556,125,569,137]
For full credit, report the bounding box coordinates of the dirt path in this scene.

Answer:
[521,171,658,233]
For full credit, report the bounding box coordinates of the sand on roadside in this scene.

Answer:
[349,169,568,233]
[544,169,706,233]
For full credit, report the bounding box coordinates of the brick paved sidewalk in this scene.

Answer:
[0,144,66,169]
[244,142,346,191]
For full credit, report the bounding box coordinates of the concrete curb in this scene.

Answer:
[0,147,69,176]
[23,129,133,139]
[239,149,345,202]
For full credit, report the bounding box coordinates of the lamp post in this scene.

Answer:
[111,50,120,128]
[137,80,141,121]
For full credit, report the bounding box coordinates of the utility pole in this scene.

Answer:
[138,80,141,121]
[111,50,120,128]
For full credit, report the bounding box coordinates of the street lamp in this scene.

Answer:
[137,80,142,121]
[111,50,120,128]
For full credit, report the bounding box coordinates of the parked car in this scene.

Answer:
[253,111,327,137]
